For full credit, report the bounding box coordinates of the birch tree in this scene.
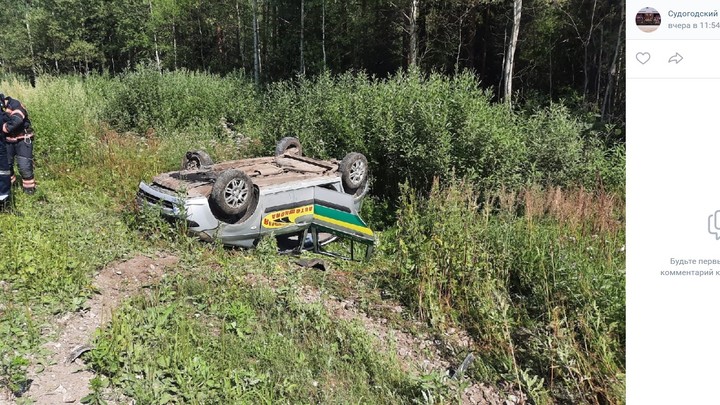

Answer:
[408,0,419,68]
[501,0,521,105]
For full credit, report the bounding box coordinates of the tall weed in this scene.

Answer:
[385,179,625,404]
[2,75,99,166]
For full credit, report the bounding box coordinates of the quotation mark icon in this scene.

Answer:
[636,52,651,64]
[708,210,720,240]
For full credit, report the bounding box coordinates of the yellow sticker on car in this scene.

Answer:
[262,205,314,229]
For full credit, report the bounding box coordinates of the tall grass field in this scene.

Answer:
[0,71,624,404]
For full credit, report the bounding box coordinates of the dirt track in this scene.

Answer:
[2,253,518,404]
[4,253,178,405]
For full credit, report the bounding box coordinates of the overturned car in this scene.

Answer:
[137,137,375,259]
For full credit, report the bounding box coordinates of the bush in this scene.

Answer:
[258,71,624,200]
[99,66,260,137]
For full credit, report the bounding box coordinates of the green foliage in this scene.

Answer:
[0,188,133,303]
[384,179,625,404]
[257,71,623,200]
[20,70,622,199]
[99,66,260,136]
[81,376,110,405]
[0,75,624,404]
[0,185,137,398]
[1,76,99,165]
[0,307,37,397]
[87,271,439,404]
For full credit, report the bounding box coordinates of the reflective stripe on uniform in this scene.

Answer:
[5,133,34,142]
[7,109,25,120]
[22,179,36,187]
[0,170,11,176]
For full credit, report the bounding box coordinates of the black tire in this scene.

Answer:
[275,137,303,157]
[339,152,368,194]
[181,150,213,170]
[210,169,255,217]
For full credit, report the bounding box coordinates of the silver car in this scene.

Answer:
[137,137,375,259]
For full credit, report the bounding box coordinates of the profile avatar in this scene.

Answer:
[636,7,661,32]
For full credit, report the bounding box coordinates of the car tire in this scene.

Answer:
[182,150,213,170]
[339,152,368,194]
[210,169,255,217]
[275,137,303,157]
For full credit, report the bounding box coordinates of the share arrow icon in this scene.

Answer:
[668,52,683,64]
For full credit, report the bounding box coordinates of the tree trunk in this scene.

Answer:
[596,26,603,106]
[602,2,624,121]
[236,1,245,68]
[149,0,162,71]
[300,0,305,75]
[583,0,598,101]
[173,21,178,70]
[25,10,37,83]
[197,9,206,71]
[456,15,464,72]
[408,0,419,68]
[322,0,326,71]
[548,44,552,98]
[502,0,521,105]
[154,32,162,70]
[252,0,260,86]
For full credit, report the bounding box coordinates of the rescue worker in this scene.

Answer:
[0,104,10,209]
[0,93,36,194]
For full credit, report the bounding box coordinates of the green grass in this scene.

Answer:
[381,181,625,404]
[0,185,137,396]
[86,257,443,404]
[0,74,625,404]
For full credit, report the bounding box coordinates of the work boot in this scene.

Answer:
[23,187,36,195]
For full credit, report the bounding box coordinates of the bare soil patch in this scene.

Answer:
[6,253,178,405]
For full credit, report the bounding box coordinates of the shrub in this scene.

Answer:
[258,71,624,201]
[99,66,260,138]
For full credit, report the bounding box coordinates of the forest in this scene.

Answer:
[1,0,625,123]
[0,0,625,404]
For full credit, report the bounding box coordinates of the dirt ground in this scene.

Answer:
[2,253,519,404]
[0,253,178,405]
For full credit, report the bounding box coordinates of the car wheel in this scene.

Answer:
[210,169,255,217]
[275,137,303,157]
[182,150,213,170]
[339,152,368,194]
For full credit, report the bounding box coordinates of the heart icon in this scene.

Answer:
[636,52,651,64]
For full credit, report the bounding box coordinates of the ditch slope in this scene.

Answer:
[18,253,178,404]
[2,252,516,404]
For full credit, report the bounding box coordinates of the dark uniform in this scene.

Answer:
[0,94,36,194]
[0,95,10,206]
